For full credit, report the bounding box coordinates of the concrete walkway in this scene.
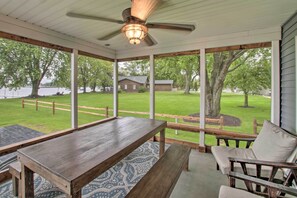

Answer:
[171,149,228,198]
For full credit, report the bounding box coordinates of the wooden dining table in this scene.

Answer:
[17,117,167,198]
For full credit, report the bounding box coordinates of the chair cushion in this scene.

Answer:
[212,145,284,178]
[211,146,256,174]
[252,120,297,162]
[219,186,262,198]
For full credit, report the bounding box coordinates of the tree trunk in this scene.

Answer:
[206,79,224,117]
[30,80,40,98]
[244,92,249,107]
[91,83,96,92]
[184,72,191,94]
[204,50,246,117]
[83,82,87,93]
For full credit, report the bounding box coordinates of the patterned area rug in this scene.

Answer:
[0,142,162,198]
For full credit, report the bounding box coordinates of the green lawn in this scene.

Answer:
[0,91,271,145]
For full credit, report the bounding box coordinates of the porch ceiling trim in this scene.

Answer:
[0,31,72,53]
[0,14,116,60]
[117,42,272,61]
[115,26,280,60]
[118,55,150,62]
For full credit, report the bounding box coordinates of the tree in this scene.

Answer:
[225,49,271,107]
[53,55,113,93]
[192,80,199,91]
[119,60,149,76]
[179,55,199,94]
[98,62,113,92]
[203,50,251,117]
[78,56,113,93]
[155,57,181,87]
[155,55,199,94]
[78,56,92,93]
[52,53,71,89]
[0,38,64,97]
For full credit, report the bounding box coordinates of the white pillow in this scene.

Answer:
[252,120,297,162]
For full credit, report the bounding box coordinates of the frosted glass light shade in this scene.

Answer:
[122,23,148,45]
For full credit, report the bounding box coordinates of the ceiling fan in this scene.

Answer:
[66,0,195,46]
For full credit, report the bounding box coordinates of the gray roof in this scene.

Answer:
[119,76,148,84]
[0,125,43,170]
[155,80,174,85]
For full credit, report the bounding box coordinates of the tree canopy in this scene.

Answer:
[0,38,65,97]
[53,55,113,93]
[225,48,271,107]
[155,55,199,94]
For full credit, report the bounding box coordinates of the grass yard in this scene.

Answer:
[0,91,271,145]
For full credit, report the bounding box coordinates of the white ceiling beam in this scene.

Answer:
[0,14,116,59]
[116,26,281,59]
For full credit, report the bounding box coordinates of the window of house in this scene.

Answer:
[124,84,127,90]
[133,85,136,90]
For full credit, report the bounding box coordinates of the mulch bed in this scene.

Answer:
[184,113,241,127]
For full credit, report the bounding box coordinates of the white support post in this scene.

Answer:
[271,41,280,126]
[71,49,78,129]
[113,59,119,117]
[150,54,155,119]
[175,118,178,135]
[295,36,297,131]
[199,48,206,151]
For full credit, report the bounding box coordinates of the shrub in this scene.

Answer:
[138,86,146,93]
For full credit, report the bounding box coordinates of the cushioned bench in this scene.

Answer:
[126,143,191,198]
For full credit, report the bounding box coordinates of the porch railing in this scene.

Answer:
[0,115,257,184]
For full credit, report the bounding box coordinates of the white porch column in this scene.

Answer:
[113,59,119,117]
[150,54,155,119]
[71,49,78,129]
[295,36,297,131]
[199,48,206,151]
[271,41,280,125]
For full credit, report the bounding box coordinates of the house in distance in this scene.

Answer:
[118,76,173,92]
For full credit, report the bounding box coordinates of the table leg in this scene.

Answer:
[70,190,81,198]
[21,164,34,198]
[12,177,18,197]
[159,129,165,158]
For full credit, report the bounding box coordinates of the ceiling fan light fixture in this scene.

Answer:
[122,23,148,45]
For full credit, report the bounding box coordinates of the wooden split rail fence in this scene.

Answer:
[22,99,109,118]
[21,99,224,129]
[20,98,262,151]
[253,118,263,134]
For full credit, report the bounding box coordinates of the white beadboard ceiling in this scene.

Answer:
[0,0,296,56]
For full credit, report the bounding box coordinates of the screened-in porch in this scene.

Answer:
[0,0,296,198]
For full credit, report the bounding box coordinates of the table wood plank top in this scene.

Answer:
[17,117,166,194]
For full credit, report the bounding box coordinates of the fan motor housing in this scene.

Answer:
[122,8,144,23]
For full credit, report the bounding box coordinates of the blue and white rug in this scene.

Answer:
[0,142,162,198]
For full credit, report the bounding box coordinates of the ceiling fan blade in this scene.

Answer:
[98,29,122,41]
[131,0,162,21]
[147,23,195,32]
[144,33,157,46]
[66,12,124,24]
